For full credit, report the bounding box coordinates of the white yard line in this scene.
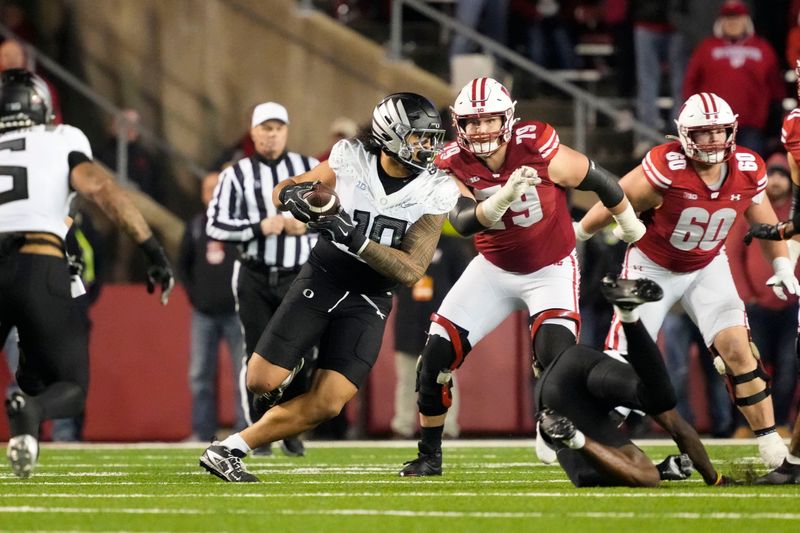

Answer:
[1,506,799,521]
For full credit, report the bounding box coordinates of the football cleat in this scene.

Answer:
[753,459,800,485]
[536,409,577,443]
[199,442,259,482]
[6,434,38,479]
[280,437,305,457]
[657,453,694,481]
[251,443,273,456]
[399,445,442,477]
[600,275,663,310]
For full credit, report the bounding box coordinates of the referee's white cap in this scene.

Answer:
[252,102,289,127]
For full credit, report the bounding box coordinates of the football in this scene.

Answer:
[302,182,341,219]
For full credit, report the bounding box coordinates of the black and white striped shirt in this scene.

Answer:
[206,151,318,268]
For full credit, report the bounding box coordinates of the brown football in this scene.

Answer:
[302,182,341,219]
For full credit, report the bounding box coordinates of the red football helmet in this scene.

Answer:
[675,93,738,164]
[451,77,518,157]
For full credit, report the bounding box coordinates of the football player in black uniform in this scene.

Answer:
[537,275,735,487]
[199,92,462,482]
[0,69,173,478]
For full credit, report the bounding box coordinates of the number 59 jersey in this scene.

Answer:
[637,141,767,273]
[0,124,92,239]
[435,120,575,274]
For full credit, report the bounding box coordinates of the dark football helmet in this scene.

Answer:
[0,68,53,132]
[371,92,444,173]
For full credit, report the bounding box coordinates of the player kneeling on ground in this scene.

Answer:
[537,276,735,487]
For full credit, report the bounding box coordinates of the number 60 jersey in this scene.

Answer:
[637,141,767,273]
[436,120,575,274]
[0,124,92,239]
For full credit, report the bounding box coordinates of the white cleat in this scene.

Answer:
[535,422,558,464]
[7,434,38,478]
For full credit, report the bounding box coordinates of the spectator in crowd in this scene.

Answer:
[0,38,61,124]
[683,0,784,156]
[669,0,731,66]
[786,8,800,69]
[97,109,161,202]
[727,154,798,438]
[179,171,247,443]
[510,0,578,71]
[391,227,474,439]
[316,116,359,162]
[449,0,510,58]
[206,101,317,457]
[662,309,733,438]
[631,1,686,158]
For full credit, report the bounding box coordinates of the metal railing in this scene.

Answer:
[386,0,664,152]
[0,24,207,186]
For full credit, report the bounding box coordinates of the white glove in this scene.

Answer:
[767,256,800,301]
[573,221,595,242]
[611,203,646,243]
[481,166,541,223]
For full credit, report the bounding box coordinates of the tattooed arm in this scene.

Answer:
[70,161,153,243]
[359,213,445,286]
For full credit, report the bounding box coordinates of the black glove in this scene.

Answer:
[744,222,786,245]
[278,181,315,223]
[307,209,367,254]
[139,236,175,305]
[656,453,693,481]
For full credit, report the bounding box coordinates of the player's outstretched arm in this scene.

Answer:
[745,199,799,300]
[70,160,174,304]
[576,164,661,242]
[652,410,720,485]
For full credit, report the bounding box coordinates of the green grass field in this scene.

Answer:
[1,440,799,532]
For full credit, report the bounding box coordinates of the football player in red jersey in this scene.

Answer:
[742,61,800,484]
[578,92,798,469]
[400,77,646,477]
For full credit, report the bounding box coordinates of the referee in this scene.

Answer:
[206,101,317,456]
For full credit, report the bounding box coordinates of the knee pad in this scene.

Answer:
[712,344,772,407]
[416,314,471,417]
[530,309,580,375]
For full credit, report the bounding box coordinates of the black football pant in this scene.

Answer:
[0,252,88,437]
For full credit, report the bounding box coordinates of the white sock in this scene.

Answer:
[220,433,251,454]
[613,306,639,323]
[565,430,586,450]
[787,454,800,465]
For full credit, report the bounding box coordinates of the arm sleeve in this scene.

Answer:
[205,167,260,242]
[448,196,487,236]
[575,160,624,207]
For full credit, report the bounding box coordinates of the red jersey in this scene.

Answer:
[636,142,767,273]
[435,120,574,273]
[781,108,800,162]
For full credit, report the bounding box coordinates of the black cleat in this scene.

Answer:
[399,445,442,477]
[280,437,306,457]
[754,459,800,485]
[251,443,273,456]
[536,408,577,444]
[600,275,663,310]
[657,454,694,481]
[199,442,259,482]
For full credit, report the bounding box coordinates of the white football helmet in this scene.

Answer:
[451,77,518,157]
[675,92,738,164]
